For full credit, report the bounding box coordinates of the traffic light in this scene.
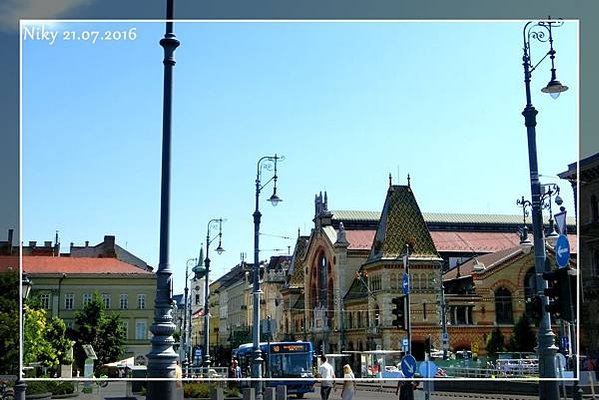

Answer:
[391,296,406,330]
[542,267,575,322]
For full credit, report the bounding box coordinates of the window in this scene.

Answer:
[122,320,129,340]
[135,319,147,340]
[423,302,428,320]
[83,293,92,306]
[64,320,74,329]
[65,293,74,310]
[594,249,599,278]
[120,294,128,309]
[40,293,50,309]
[495,287,514,324]
[102,293,110,309]
[592,195,599,222]
[138,294,146,309]
[195,294,200,305]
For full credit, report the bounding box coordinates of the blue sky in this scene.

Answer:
[21,21,578,292]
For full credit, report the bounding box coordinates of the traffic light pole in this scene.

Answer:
[405,244,412,354]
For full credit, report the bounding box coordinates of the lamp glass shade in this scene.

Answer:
[216,246,225,255]
[268,193,282,207]
[541,79,568,98]
[520,239,533,254]
[545,229,559,246]
[22,275,32,300]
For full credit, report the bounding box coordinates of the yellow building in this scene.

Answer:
[23,255,156,362]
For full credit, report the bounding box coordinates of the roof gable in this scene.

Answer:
[366,185,442,264]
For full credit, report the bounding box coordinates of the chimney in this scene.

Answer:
[85,241,89,247]
[8,229,13,246]
[104,235,116,257]
[29,241,36,247]
[44,241,52,247]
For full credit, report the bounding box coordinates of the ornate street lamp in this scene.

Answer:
[521,19,568,400]
[252,154,283,400]
[202,218,225,369]
[146,0,180,397]
[15,273,32,400]
[181,258,196,376]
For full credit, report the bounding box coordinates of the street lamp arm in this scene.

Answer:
[523,20,563,74]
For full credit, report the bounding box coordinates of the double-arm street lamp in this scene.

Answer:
[15,274,33,400]
[200,218,225,368]
[252,154,283,400]
[147,0,179,398]
[182,257,197,376]
[520,19,568,400]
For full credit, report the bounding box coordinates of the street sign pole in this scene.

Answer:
[403,244,411,355]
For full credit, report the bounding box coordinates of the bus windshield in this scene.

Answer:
[269,352,312,378]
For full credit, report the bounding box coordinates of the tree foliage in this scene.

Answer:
[508,314,537,353]
[486,327,505,359]
[24,305,73,372]
[73,292,125,371]
[0,270,19,374]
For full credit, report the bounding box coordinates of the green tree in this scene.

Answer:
[0,270,19,374]
[23,303,74,374]
[486,327,505,359]
[508,314,537,352]
[73,293,125,371]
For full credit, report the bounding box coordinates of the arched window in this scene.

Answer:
[357,311,362,328]
[374,304,380,326]
[348,312,353,329]
[495,287,514,324]
[592,195,599,222]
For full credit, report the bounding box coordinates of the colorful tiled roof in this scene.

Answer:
[366,186,442,263]
[288,236,310,287]
[3,256,155,275]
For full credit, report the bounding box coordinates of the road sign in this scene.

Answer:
[401,354,417,378]
[441,332,449,342]
[419,360,438,378]
[402,338,409,346]
[554,210,567,235]
[560,336,569,351]
[403,273,410,294]
[555,234,570,268]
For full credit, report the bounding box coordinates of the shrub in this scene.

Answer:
[183,382,214,398]
[25,381,51,395]
[45,381,75,395]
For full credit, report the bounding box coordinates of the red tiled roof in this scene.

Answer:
[0,256,154,275]
[443,246,524,280]
[344,230,578,253]
[345,230,375,250]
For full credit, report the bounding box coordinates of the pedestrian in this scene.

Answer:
[341,364,356,400]
[228,359,241,390]
[395,370,417,400]
[318,355,336,400]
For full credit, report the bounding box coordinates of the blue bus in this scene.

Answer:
[233,341,315,398]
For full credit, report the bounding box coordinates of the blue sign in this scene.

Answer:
[555,234,570,268]
[419,361,438,378]
[403,273,410,294]
[401,354,417,378]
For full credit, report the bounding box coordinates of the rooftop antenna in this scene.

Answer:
[407,173,411,188]
[54,230,59,256]
[389,173,392,187]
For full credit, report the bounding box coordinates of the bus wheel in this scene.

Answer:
[296,394,304,399]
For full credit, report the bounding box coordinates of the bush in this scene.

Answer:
[25,381,51,395]
[225,387,241,398]
[183,382,214,398]
[45,381,75,395]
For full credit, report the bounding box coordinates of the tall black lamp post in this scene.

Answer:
[202,218,225,369]
[252,154,283,400]
[15,273,32,400]
[182,257,196,376]
[521,19,568,400]
[146,0,180,398]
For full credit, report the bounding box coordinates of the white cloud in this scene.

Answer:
[0,0,93,32]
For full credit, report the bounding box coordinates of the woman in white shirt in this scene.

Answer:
[341,364,356,400]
